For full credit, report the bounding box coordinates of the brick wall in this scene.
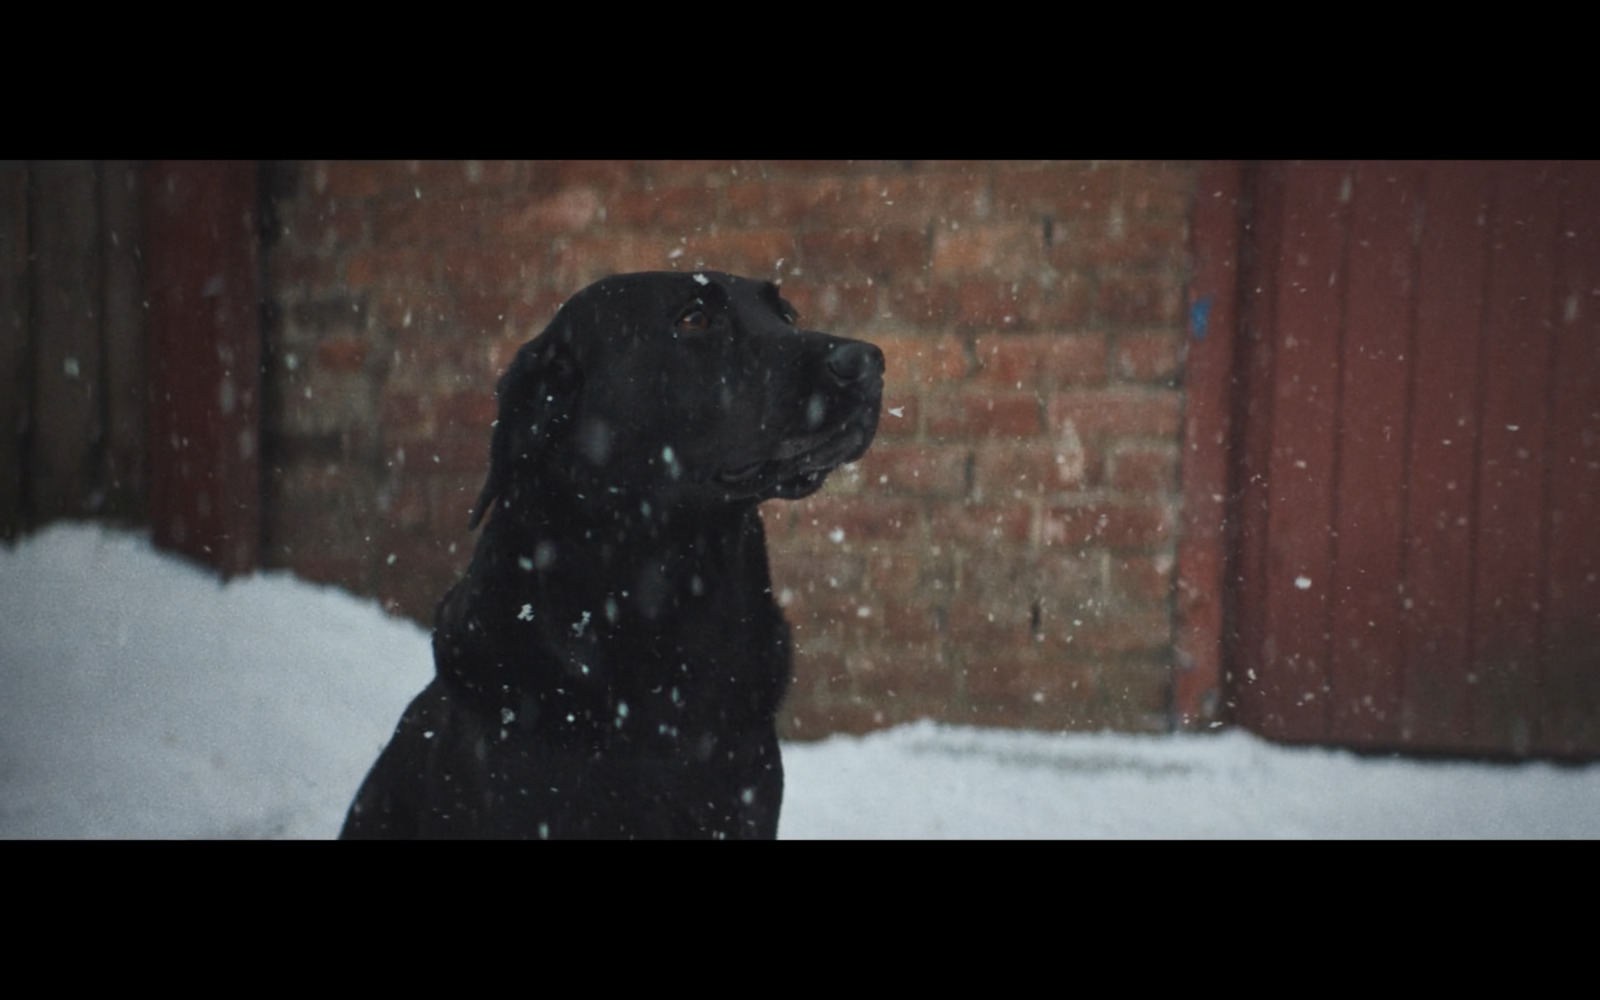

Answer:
[260,160,1197,737]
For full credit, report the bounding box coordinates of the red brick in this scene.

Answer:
[953,279,1029,331]
[385,324,490,380]
[786,647,850,702]
[961,697,1108,733]
[461,160,521,189]
[930,221,1045,279]
[1096,269,1187,325]
[725,175,849,227]
[313,337,368,372]
[799,229,927,280]
[779,281,879,328]
[376,391,430,441]
[1113,329,1186,382]
[779,692,930,739]
[1108,444,1180,493]
[756,502,793,541]
[443,248,537,293]
[931,502,1031,546]
[1048,388,1183,440]
[450,291,520,333]
[960,548,1102,608]
[853,442,968,496]
[785,590,881,644]
[1093,659,1177,732]
[287,553,370,593]
[963,646,1098,703]
[525,161,641,191]
[345,246,433,290]
[283,200,366,251]
[729,171,986,230]
[1050,215,1189,270]
[876,393,919,438]
[1122,162,1196,218]
[943,602,1034,647]
[434,389,497,431]
[1057,607,1173,655]
[422,429,494,479]
[860,171,989,227]
[593,183,720,230]
[429,478,481,534]
[876,333,968,385]
[864,549,957,598]
[1108,552,1177,604]
[636,160,745,187]
[874,599,943,642]
[373,537,471,624]
[990,163,1121,222]
[881,280,964,331]
[1041,501,1173,550]
[953,277,1094,332]
[971,332,1108,390]
[970,440,1097,497]
[675,229,795,277]
[926,392,1042,440]
[371,195,487,246]
[316,161,393,200]
[543,234,680,288]
[756,159,885,177]
[277,197,366,250]
[839,640,961,702]
[478,187,603,239]
[790,495,921,547]
[267,250,339,294]
[382,475,433,531]
[406,160,521,195]
[767,548,868,598]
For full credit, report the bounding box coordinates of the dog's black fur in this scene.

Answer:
[341,271,883,839]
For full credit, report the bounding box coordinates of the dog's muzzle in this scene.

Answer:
[716,338,883,501]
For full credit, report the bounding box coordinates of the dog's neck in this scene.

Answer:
[431,490,790,739]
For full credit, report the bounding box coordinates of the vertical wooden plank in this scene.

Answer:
[100,160,146,523]
[1471,163,1559,755]
[1227,163,1285,732]
[1327,163,1420,745]
[28,161,105,520]
[0,162,27,539]
[144,161,261,577]
[1401,162,1493,751]
[1538,161,1600,755]
[1174,161,1243,729]
[1258,162,1352,742]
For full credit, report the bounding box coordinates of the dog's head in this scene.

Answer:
[470,271,883,527]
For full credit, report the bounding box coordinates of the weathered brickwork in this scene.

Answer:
[260,160,1197,737]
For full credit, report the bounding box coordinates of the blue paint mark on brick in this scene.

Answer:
[1190,295,1213,341]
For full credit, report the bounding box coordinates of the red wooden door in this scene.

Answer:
[1229,161,1600,757]
[143,162,262,577]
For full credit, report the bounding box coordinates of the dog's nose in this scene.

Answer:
[826,340,882,384]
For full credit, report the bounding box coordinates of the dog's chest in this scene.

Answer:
[441,544,790,753]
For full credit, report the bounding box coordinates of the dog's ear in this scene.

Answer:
[468,336,581,530]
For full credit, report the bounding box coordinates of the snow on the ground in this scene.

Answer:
[2,523,1596,839]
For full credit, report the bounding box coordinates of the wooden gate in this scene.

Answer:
[1228,161,1600,757]
[0,161,147,538]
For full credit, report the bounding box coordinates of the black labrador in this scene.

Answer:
[341,271,883,838]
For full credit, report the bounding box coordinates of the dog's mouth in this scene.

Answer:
[715,420,875,501]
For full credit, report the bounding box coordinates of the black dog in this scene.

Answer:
[341,271,883,838]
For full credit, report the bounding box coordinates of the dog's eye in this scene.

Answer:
[675,308,712,333]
